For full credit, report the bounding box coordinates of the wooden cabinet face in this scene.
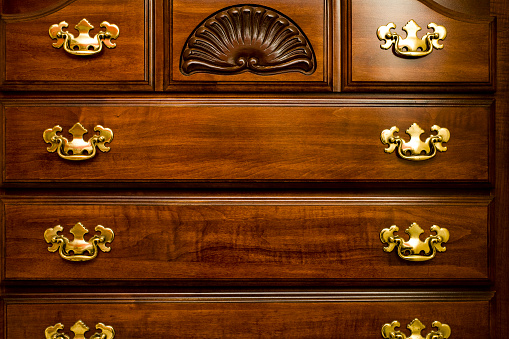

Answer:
[1,0,153,91]
[167,0,332,91]
[342,0,495,92]
[2,101,493,183]
[3,200,489,282]
[5,299,491,338]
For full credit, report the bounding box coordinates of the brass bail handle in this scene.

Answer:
[382,319,451,339]
[377,19,447,58]
[381,123,450,161]
[49,18,119,56]
[45,320,115,339]
[380,223,449,261]
[43,122,113,161]
[44,222,114,262]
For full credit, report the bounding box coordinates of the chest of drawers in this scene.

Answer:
[1,0,508,337]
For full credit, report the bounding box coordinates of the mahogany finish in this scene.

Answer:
[1,0,508,337]
[4,296,492,338]
[167,0,331,91]
[0,0,153,91]
[3,197,490,282]
[342,0,495,92]
[2,102,493,183]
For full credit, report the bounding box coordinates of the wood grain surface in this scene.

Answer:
[343,0,495,91]
[4,298,491,338]
[3,197,489,282]
[1,0,152,91]
[167,0,330,91]
[2,102,492,182]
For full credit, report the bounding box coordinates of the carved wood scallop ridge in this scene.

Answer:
[415,0,492,23]
[1,0,79,23]
[180,4,317,76]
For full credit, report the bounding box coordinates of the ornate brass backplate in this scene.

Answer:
[380,223,449,262]
[43,122,113,161]
[44,222,114,262]
[377,20,446,58]
[380,123,450,161]
[49,18,119,56]
[45,320,115,339]
[382,319,451,339]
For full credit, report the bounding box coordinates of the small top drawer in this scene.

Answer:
[167,0,331,91]
[0,0,152,91]
[343,0,495,92]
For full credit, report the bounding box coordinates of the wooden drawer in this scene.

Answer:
[2,195,490,283]
[166,0,331,91]
[342,0,495,92]
[3,293,493,338]
[1,99,493,184]
[0,0,152,91]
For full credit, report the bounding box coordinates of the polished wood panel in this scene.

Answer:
[342,0,495,92]
[166,0,331,91]
[4,295,491,338]
[1,0,508,336]
[2,101,493,183]
[492,0,509,336]
[3,197,489,282]
[2,0,74,15]
[0,0,153,91]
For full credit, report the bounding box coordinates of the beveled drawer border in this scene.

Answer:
[0,96,496,187]
[0,192,494,286]
[339,0,497,93]
[2,290,496,303]
[0,0,155,91]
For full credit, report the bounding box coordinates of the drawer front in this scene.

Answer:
[4,295,492,338]
[3,196,490,282]
[343,0,495,92]
[2,100,493,183]
[0,0,152,91]
[167,0,331,91]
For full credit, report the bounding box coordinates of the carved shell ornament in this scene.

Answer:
[180,4,317,76]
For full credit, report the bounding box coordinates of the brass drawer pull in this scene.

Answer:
[377,20,446,58]
[43,122,113,161]
[382,319,451,339]
[380,223,449,262]
[49,18,119,56]
[44,222,114,262]
[381,123,450,161]
[45,320,115,339]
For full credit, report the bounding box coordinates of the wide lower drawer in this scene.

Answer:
[3,292,493,338]
[1,99,493,183]
[2,195,490,283]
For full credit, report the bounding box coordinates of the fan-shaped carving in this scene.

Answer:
[180,4,317,76]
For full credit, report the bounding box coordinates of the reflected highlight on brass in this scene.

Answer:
[43,122,113,161]
[49,18,119,56]
[381,123,450,161]
[382,319,451,339]
[377,20,446,58]
[45,320,115,339]
[380,223,449,262]
[44,222,114,262]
